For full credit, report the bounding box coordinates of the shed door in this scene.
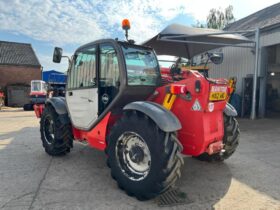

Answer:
[7,86,29,107]
[11,90,25,106]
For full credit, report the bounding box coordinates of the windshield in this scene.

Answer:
[121,45,160,86]
[31,81,47,92]
[157,56,190,68]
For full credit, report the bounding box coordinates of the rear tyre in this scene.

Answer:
[195,115,240,162]
[106,111,184,200]
[40,105,73,156]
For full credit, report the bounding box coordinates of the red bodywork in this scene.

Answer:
[30,91,46,97]
[72,112,117,150]
[32,91,47,118]
[34,104,45,118]
[149,70,227,156]
[35,68,229,157]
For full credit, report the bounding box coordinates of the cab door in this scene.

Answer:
[66,45,98,130]
[98,43,120,114]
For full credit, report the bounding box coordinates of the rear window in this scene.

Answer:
[121,45,160,86]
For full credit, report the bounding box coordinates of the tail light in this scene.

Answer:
[168,84,187,95]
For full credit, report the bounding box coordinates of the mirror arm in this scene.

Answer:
[61,56,72,73]
[202,52,214,83]
[62,55,71,63]
[203,54,210,72]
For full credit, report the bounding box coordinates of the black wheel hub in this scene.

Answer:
[129,145,145,163]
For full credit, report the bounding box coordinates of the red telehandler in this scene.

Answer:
[35,20,244,200]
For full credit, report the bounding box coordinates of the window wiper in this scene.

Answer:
[125,51,150,56]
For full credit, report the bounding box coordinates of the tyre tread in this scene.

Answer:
[40,105,73,156]
[106,111,183,200]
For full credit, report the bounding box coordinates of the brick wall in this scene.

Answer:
[0,65,41,88]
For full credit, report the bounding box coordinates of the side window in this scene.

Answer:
[67,46,96,89]
[100,44,120,87]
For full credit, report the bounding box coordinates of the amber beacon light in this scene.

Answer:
[122,19,130,40]
[122,19,130,30]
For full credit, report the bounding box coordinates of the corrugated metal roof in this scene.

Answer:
[42,70,66,84]
[225,3,280,31]
[0,41,41,67]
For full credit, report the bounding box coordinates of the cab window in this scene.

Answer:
[98,44,120,114]
[68,46,96,89]
[99,44,120,87]
[121,45,160,86]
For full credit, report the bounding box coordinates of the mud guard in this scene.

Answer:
[46,97,67,114]
[46,97,70,124]
[123,101,182,132]
[223,102,238,117]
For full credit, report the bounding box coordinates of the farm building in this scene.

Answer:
[207,3,280,118]
[42,70,67,84]
[0,41,41,106]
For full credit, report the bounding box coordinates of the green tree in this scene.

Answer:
[206,5,235,29]
[192,20,206,28]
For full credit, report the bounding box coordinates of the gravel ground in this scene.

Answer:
[0,108,279,210]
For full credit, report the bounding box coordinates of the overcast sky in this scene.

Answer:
[0,0,279,71]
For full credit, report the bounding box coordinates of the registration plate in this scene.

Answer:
[209,86,227,101]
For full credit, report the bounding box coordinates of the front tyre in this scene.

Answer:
[195,115,240,162]
[40,105,73,156]
[107,111,184,200]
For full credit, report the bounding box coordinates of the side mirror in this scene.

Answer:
[209,53,223,65]
[53,47,63,63]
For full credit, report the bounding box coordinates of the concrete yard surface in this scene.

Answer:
[0,109,280,210]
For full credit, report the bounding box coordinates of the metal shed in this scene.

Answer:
[205,3,280,118]
[42,70,67,84]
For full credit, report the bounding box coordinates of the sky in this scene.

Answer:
[0,0,279,72]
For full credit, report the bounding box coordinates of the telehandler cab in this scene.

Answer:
[36,19,240,200]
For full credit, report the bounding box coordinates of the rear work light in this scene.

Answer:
[195,80,201,93]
